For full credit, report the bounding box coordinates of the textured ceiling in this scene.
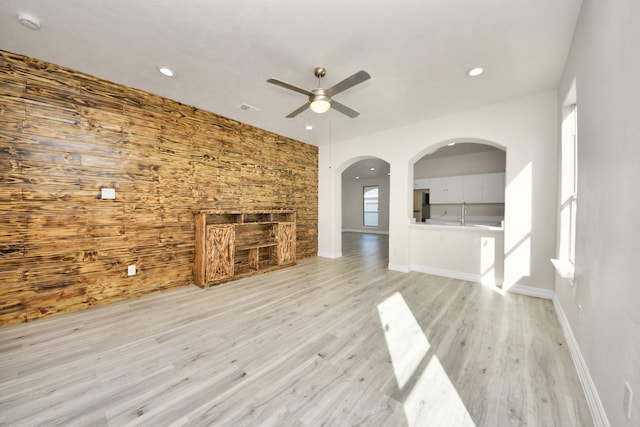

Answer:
[0,0,582,148]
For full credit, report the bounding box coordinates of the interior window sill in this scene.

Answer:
[551,258,575,284]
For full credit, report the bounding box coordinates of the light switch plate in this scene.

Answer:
[127,264,136,276]
[101,188,116,200]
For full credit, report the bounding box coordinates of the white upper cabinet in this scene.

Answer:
[430,176,463,204]
[427,172,505,204]
[463,174,484,203]
[482,172,505,203]
[413,178,431,190]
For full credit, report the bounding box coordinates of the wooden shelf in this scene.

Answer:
[235,242,278,251]
[194,210,296,288]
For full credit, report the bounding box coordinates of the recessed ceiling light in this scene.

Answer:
[158,66,175,77]
[466,67,484,77]
[355,176,360,179]
[305,125,313,130]
[17,12,40,30]
[370,167,375,171]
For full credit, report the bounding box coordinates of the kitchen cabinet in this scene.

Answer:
[428,172,505,204]
[463,174,484,203]
[413,178,431,190]
[482,173,505,203]
[430,176,463,204]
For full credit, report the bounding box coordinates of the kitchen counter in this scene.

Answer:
[408,218,504,285]
[410,216,504,231]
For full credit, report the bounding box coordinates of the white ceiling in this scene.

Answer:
[0,0,582,148]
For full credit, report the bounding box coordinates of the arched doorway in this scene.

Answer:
[342,158,391,233]
[412,141,506,224]
[408,140,507,286]
[341,157,391,258]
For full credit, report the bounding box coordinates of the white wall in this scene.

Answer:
[318,90,558,289]
[555,0,640,425]
[342,176,390,233]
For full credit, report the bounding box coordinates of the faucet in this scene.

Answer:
[461,202,467,225]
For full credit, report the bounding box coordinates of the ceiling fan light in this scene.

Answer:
[310,99,331,114]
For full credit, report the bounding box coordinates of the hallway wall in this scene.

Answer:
[555,0,640,424]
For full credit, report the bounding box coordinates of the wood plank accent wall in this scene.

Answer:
[0,50,318,326]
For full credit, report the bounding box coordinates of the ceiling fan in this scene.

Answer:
[267,67,371,118]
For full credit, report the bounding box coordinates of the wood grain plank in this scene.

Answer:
[0,234,593,426]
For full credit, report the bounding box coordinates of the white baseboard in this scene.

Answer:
[409,265,502,287]
[342,229,389,235]
[506,284,554,300]
[317,251,342,259]
[388,263,410,273]
[409,266,555,299]
[553,295,610,427]
[411,265,480,282]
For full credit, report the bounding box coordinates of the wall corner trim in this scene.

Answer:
[506,284,554,300]
[553,295,610,427]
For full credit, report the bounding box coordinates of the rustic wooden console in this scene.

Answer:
[194,210,296,287]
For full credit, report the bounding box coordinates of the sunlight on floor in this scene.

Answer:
[481,281,506,296]
[378,292,476,426]
[377,292,430,389]
[404,356,476,427]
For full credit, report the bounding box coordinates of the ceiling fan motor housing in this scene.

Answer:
[310,88,329,103]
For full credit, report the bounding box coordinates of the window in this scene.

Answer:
[363,185,379,227]
[560,104,578,263]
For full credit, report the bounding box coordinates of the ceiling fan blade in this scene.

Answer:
[331,100,360,118]
[325,70,371,97]
[267,78,313,97]
[285,103,310,118]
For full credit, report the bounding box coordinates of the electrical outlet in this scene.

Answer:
[127,264,136,276]
[624,382,633,420]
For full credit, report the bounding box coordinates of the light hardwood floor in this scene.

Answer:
[0,233,592,426]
